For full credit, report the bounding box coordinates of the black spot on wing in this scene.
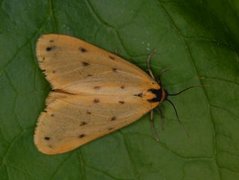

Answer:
[44,136,50,141]
[120,85,125,89]
[134,93,143,97]
[79,47,87,52]
[112,68,117,72]
[80,121,87,126]
[111,116,116,121]
[94,86,101,90]
[48,144,53,148]
[93,98,100,103]
[46,46,56,51]
[108,127,114,131]
[78,134,85,138]
[118,101,125,104]
[82,61,89,66]
[109,55,115,60]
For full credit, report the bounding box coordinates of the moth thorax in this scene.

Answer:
[147,88,167,103]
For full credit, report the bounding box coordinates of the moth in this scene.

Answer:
[34,34,178,155]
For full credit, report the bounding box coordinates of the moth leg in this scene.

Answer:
[146,49,173,85]
[165,99,190,137]
[146,50,157,80]
[146,50,165,84]
[157,67,169,84]
[149,110,160,142]
[156,107,165,131]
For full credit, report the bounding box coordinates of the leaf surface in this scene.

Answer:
[0,0,239,179]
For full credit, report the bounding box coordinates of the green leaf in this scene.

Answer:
[1,0,239,179]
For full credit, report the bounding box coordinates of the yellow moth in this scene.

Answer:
[34,34,168,155]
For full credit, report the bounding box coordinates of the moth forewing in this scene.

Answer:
[34,34,164,154]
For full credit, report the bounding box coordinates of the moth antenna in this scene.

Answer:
[167,85,201,96]
[165,85,204,137]
[165,99,189,137]
[165,99,180,123]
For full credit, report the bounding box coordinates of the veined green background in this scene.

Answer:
[0,0,239,179]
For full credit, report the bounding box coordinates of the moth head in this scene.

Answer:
[147,88,167,104]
